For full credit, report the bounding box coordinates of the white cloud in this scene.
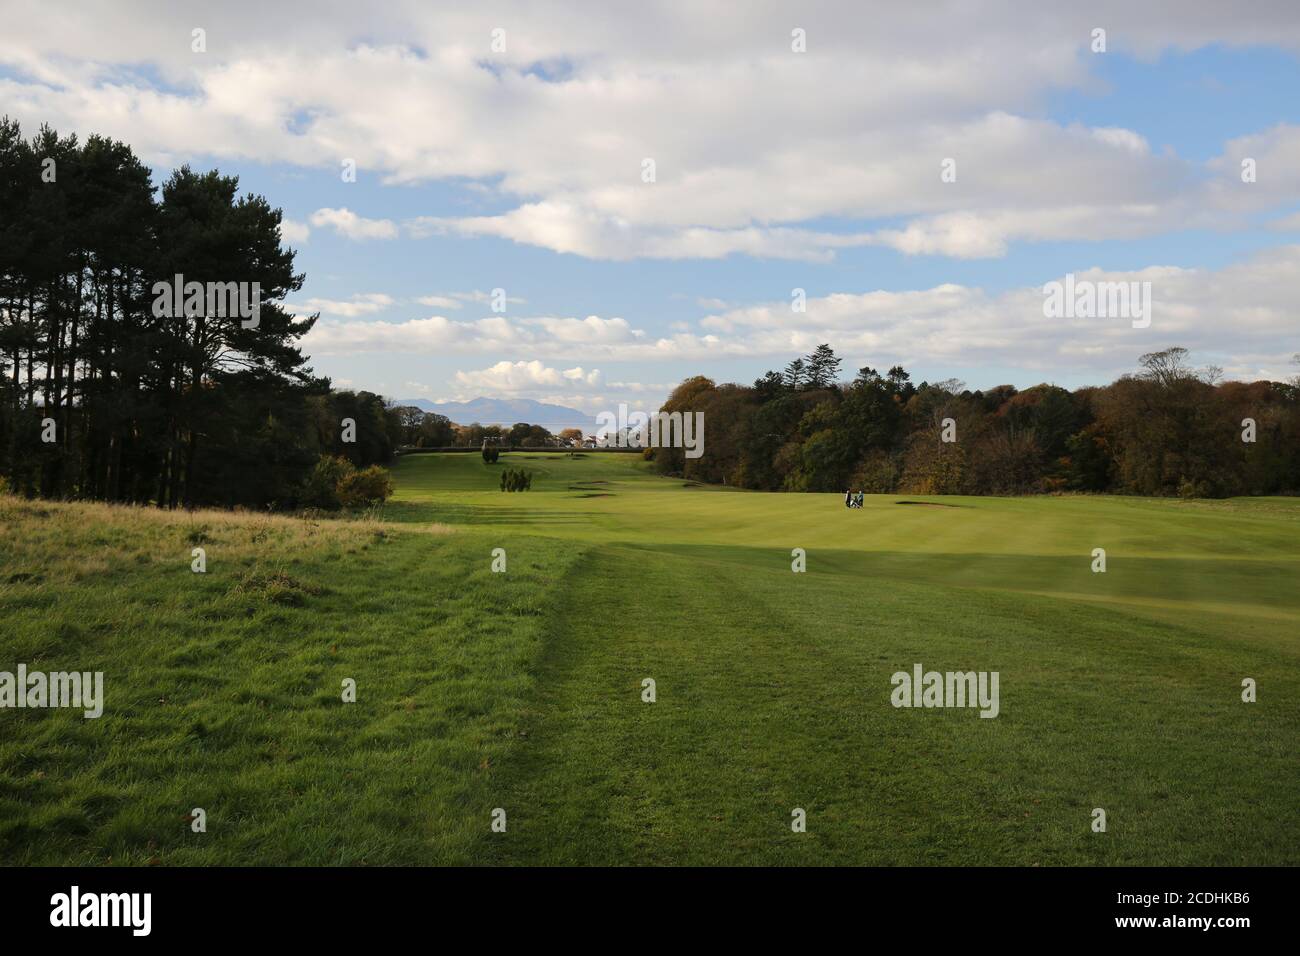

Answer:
[455,289,526,305]
[279,217,310,243]
[563,366,602,386]
[415,295,462,309]
[436,361,673,414]
[528,315,641,343]
[6,3,1300,260]
[415,290,527,308]
[303,244,1300,380]
[697,244,1300,378]
[304,312,645,357]
[295,292,394,317]
[452,360,603,392]
[308,207,398,241]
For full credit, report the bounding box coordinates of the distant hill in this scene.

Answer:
[393,396,597,432]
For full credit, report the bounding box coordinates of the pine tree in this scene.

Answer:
[783,357,806,390]
[0,117,321,508]
[805,343,841,389]
[753,369,786,400]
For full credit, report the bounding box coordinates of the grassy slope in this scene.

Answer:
[0,498,587,864]
[1,452,1296,864]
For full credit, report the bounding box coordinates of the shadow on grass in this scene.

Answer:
[381,500,602,526]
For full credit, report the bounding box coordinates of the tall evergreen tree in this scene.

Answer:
[783,357,806,390]
[0,117,333,508]
[805,343,841,389]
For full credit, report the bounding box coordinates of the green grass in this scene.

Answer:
[0,500,587,864]
[1,452,1296,864]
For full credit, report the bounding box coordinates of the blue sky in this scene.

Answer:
[4,2,1300,413]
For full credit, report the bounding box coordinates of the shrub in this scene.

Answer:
[499,467,532,492]
[482,442,500,463]
[300,456,393,510]
[300,456,353,509]
[337,465,395,508]
[1177,476,1222,500]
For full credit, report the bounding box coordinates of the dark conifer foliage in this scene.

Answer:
[0,118,401,508]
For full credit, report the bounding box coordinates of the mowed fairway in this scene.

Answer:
[1,452,1296,865]
[395,453,1300,865]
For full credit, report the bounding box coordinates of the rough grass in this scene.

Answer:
[0,495,583,865]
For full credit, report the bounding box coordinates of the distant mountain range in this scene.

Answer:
[392,397,597,432]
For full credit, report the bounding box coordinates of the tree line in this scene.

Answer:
[389,411,583,449]
[8,119,1293,507]
[650,345,1300,498]
[0,118,405,509]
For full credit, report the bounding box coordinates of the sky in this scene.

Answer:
[2,0,1299,416]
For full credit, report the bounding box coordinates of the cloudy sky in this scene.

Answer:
[4,0,1299,413]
